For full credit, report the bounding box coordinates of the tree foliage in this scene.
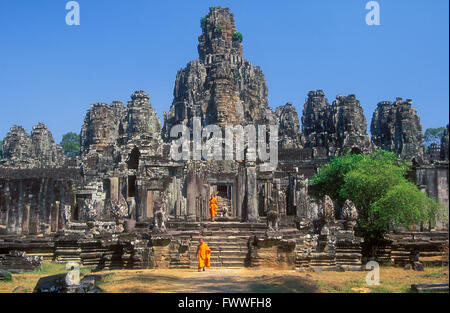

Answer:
[424,127,446,146]
[200,16,207,27]
[309,150,440,244]
[215,26,223,35]
[232,31,243,43]
[60,132,80,158]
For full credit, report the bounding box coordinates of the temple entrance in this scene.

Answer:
[216,185,228,198]
[128,176,136,198]
[213,184,233,218]
[127,147,140,170]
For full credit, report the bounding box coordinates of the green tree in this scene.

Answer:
[309,150,440,252]
[60,132,80,158]
[215,26,223,35]
[424,127,446,146]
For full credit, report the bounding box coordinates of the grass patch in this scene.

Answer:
[0,261,93,293]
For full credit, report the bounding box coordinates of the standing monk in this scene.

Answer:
[209,194,218,221]
[197,238,211,272]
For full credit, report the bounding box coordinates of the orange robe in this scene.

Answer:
[209,196,218,219]
[198,242,211,269]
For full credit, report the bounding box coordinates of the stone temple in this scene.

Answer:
[0,7,448,271]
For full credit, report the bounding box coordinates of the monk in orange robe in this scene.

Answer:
[197,238,211,272]
[209,194,218,221]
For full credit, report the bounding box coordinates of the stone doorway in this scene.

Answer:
[128,176,136,198]
[213,184,233,218]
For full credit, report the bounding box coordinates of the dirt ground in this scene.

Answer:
[1,262,448,293]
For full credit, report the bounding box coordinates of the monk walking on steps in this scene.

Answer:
[209,194,218,222]
[197,238,211,272]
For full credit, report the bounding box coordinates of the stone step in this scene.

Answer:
[195,235,250,240]
[188,246,246,252]
[189,249,248,255]
[217,250,248,255]
[189,249,247,255]
[210,261,246,267]
[201,239,248,244]
[209,256,247,262]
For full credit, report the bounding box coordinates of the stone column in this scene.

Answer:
[22,204,30,235]
[246,161,258,222]
[185,171,198,221]
[136,182,147,222]
[146,190,153,219]
[16,181,24,234]
[110,177,119,203]
[236,165,245,221]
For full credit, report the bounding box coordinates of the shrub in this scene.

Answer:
[200,16,207,27]
[215,26,223,35]
[309,150,440,250]
[60,132,80,158]
[232,31,243,43]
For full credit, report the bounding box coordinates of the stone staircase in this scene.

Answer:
[181,222,268,268]
[189,234,249,268]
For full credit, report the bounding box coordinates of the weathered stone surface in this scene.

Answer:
[413,261,424,271]
[318,195,335,225]
[371,98,424,162]
[1,126,33,164]
[80,102,124,156]
[441,125,449,161]
[80,91,162,156]
[77,90,165,224]
[1,124,66,168]
[302,91,373,156]
[33,273,68,293]
[162,6,276,137]
[341,200,358,231]
[32,272,106,293]
[427,143,441,161]
[0,250,42,273]
[276,103,304,149]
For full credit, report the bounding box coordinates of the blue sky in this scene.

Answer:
[0,0,448,143]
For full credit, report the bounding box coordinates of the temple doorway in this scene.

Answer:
[213,184,233,218]
[127,147,140,170]
[128,176,136,198]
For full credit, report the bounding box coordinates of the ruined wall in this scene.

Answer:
[276,103,304,150]
[249,237,297,269]
[1,124,67,168]
[301,91,373,157]
[0,124,77,236]
[371,98,425,162]
[77,90,167,224]
[415,163,449,229]
[0,168,80,235]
